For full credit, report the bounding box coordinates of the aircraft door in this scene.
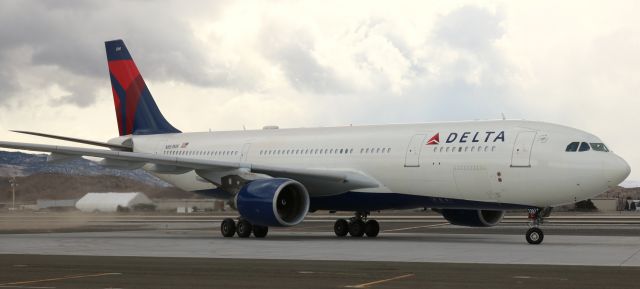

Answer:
[404,134,426,167]
[240,143,251,162]
[511,131,536,167]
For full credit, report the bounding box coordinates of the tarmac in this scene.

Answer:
[1,212,640,288]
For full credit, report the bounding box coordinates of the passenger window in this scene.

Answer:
[579,142,590,152]
[566,142,579,152]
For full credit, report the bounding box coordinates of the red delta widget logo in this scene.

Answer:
[426,131,505,145]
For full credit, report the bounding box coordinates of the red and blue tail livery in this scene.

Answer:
[105,40,180,136]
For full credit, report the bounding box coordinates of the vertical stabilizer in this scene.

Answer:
[105,39,180,136]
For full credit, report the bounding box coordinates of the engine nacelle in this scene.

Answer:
[236,178,310,227]
[440,209,505,227]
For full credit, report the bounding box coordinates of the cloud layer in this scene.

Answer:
[1,1,639,180]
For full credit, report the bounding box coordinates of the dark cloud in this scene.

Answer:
[0,0,227,107]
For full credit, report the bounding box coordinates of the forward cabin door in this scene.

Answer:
[404,134,426,167]
[511,131,536,167]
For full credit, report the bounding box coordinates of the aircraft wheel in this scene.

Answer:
[221,218,236,237]
[349,219,365,237]
[253,225,269,238]
[236,219,253,238]
[365,219,380,237]
[526,227,544,245]
[334,219,349,237]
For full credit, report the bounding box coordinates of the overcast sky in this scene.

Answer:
[1,1,639,181]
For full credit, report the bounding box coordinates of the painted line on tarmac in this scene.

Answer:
[0,273,121,286]
[383,223,449,232]
[344,273,415,288]
[0,285,56,289]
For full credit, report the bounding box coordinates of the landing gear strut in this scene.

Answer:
[220,218,269,238]
[525,207,552,245]
[334,212,380,238]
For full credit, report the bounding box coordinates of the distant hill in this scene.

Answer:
[0,150,170,187]
[0,173,195,202]
[0,150,199,201]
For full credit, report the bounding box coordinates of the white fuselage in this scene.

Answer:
[127,120,630,209]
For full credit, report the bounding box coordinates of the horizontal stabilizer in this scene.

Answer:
[11,130,132,151]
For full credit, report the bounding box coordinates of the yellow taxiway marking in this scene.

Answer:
[345,273,415,288]
[383,223,448,232]
[0,273,121,286]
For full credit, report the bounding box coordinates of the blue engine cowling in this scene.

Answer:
[440,209,504,227]
[236,178,310,227]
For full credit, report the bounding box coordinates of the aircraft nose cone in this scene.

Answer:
[605,155,631,186]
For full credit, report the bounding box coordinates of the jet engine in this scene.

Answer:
[439,209,504,227]
[236,178,310,227]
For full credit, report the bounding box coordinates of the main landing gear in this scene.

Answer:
[221,218,269,238]
[525,207,552,245]
[334,212,380,238]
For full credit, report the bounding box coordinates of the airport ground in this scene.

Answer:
[1,211,640,288]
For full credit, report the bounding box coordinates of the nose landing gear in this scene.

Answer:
[525,207,552,245]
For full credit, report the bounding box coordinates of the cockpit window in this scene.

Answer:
[579,142,590,152]
[590,143,609,152]
[565,142,579,152]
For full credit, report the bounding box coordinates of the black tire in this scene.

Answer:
[253,225,269,238]
[349,220,365,237]
[526,227,544,245]
[365,219,380,237]
[236,219,253,238]
[221,218,236,237]
[334,219,349,237]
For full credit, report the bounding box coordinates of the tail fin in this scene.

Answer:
[105,39,180,136]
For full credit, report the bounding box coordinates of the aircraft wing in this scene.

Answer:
[0,141,380,196]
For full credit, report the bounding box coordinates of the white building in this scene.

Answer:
[75,192,153,213]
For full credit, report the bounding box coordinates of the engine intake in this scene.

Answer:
[440,209,504,227]
[236,178,310,227]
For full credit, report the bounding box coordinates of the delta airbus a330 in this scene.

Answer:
[0,40,630,244]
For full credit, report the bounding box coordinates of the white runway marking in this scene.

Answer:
[345,274,415,288]
[0,273,121,287]
[382,223,449,232]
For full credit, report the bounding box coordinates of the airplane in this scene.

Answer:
[0,39,630,244]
